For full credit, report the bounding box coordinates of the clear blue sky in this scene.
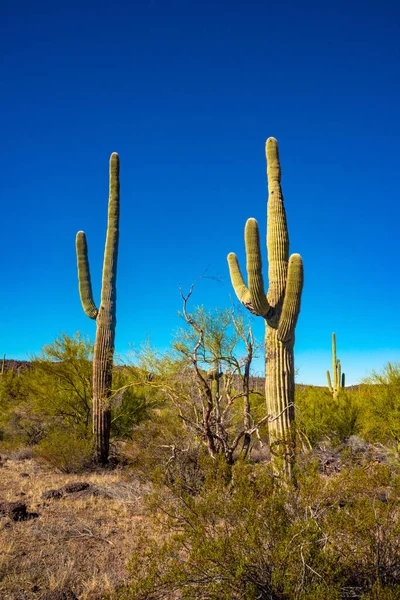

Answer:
[1,0,399,385]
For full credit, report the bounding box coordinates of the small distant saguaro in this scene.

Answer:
[326,332,345,398]
[228,138,303,479]
[76,152,120,464]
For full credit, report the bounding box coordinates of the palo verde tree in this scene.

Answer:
[228,138,303,478]
[133,285,266,466]
[76,152,120,463]
[174,286,267,464]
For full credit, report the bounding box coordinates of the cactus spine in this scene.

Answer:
[228,138,303,478]
[326,332,345,398]
[76,153,120,464]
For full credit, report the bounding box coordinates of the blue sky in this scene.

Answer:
[1,0,399,384]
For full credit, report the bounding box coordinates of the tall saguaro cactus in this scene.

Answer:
[227,138,303,477]
[326,332,345,398]
[76,152,120,464]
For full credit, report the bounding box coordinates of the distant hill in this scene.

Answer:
[1,359,32,374]
[0,359,360,389]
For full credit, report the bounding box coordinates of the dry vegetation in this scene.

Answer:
[1,333,400,599]
[0,451,150,600]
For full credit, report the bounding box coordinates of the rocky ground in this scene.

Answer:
[0,451,150,600]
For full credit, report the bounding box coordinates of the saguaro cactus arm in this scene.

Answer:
[227,252,252,307]
[245,218,271,317]
[227,220,271,317]
[337,359,341,391]
[327,370,333,393]
[277,253,304,342]
[76,231,99,320]
[100,152,120,311]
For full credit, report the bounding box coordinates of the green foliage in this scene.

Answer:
[110,368,157,440]
[357,362,400,449]
[119,458,400,599]
[296,386,360,445]
[121,404,202,485]
[131,304,263,466]
[174,306,238,367]
[0,333,93,449]
[34,427,93,472]
[0,374,38,446]
[296,363,400,450]
[28,332,93,435]
[0,333,154,455]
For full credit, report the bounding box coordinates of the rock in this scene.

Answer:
[0,500,39,521]
[346,436,369,453]
[62,482,90,494]
[0,500,29,521]
[74,486,112,499]
[41,489,63,500]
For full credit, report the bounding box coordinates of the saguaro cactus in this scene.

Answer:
[76,152,120,464]
[227,138,303,477]
[326,332,345,398]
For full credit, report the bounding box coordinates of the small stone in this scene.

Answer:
[62,482,90,494]
[0,500,28,521]
[41,489,63,500]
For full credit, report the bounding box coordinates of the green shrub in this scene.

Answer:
[296,386,360,445]
[1,334,157,459]
[118,457,400,599]
[357,363,400,449]
[121,405,202,482]
[0,369,42,447]
[110,368,157,440]
[34,428,93,472]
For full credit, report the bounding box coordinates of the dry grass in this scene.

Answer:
[0,452,151,599]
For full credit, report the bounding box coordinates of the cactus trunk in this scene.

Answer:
[228,138,303,479]
[265,327,295,477]
[76,153,120,464]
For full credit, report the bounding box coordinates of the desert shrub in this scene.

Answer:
[121,404,205,488]
[34,428,93,472]
[27,332,93,436]
[119,458,400,599]
[0,369,42,447]
[110,368,157,440]
[1,334,156,461]
[0,333,94,452]
[296,386,360,445]
[357,363,400,449]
